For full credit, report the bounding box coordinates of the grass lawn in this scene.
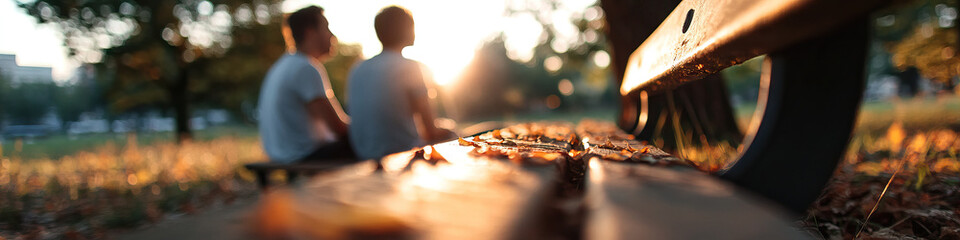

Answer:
[1,124,260,160]
[732,94,960,134]
[855,95,960,133]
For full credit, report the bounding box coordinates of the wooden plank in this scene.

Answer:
[574,121,806,239]
[584,158,808,239]
[619,0,888,96]
[253,123,575,239]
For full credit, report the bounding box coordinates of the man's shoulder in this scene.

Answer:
[271,54,319,77]
[397,58,424,77]
[369,52,420,66]
[285,54,318,70]
[391,54,421,67]
[349,53,422,81]
[401,58,422,69]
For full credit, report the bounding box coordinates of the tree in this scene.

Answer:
[2,82,55,125]
[874,0,959,93]
[449,37,522,120]
[53,84,92,127]
[600,0,742,149]
[448,0,617,120]
[888,3,959,89]
[18,0,286,141]
[0,75,11,124]
[0,75,7,125]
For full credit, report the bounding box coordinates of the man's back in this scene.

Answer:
[258,53,336,163]
[347,51,427,160]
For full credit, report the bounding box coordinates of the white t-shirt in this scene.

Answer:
[347,51,428,160]
[258,52,337,163]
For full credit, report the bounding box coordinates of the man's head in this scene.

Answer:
[374,6,415,50]
[287,6,334,58]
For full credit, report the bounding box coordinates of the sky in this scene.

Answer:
[0,0,598,84]
[0,0,77,81]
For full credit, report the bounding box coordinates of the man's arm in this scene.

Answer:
[300,64,349,138]
[407,64,453,143]
[409,91,448,142]
[306,88,349,137]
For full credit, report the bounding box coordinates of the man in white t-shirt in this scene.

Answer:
[347,6,453,160]
[258,6,353,163]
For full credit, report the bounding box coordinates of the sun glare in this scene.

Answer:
[279,0,599,87]
[406,43,475,86]
[285,0,506,88]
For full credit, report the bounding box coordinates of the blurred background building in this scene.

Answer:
[0,54,53,85]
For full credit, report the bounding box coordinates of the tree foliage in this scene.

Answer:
[2,82,55,125]
[53,83,93,125]
[0,75,7,124]
[448,0,613,120]
[17,0,287,139]
[876,0,959,88]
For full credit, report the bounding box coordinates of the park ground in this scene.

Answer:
[0,96,958,239]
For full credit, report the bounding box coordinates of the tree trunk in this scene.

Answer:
[600,0,742,149]
[172,68,192,142]
[897,67,919,98]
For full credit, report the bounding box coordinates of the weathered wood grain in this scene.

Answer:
[584,158,808,239]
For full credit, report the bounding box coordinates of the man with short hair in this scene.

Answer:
[258,6,353,163]
[347,6,452,160]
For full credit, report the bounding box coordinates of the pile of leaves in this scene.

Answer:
[802,170,960,239]
[0,137,265,239]
[799,125,960,239]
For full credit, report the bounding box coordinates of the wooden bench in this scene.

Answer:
[248,121,808,238]
[243,160,355,189]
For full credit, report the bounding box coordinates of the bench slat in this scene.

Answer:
[584,158,807,239]
[256,140,563,239]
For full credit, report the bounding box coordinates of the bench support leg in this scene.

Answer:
[256,170,270,190]
[287,171,300,185]
[720,19,868,213]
